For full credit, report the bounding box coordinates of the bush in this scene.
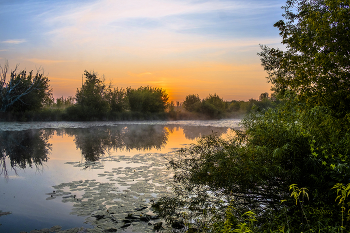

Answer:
[0,62,52,113]
[183,94,201,112]
[127,86,168,113]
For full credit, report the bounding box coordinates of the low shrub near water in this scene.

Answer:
[153,104,350,232]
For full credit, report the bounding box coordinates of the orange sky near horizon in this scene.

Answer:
[0,0,285,102]
[45,60,272,102]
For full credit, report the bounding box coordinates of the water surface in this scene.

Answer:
[0,119,241,232]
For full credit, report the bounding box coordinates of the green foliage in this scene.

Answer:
[227,100,240,112]
[153,1,350,231]
[259,92,269,101]
[200,93,226,118]
[75,71,109,118]
[289,184,309,206]
[0,63,52,113]
[65,72,169,120]
[333,183,350,232]
[183,94,201,112]
[182,93,275,119]
[155,105,348,231]
[126,86,168,113]
[106,87,127,112]
[258,0,350,117]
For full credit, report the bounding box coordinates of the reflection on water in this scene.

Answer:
[65,125,170,161]
[1,124,231,169]
[0,120,239,232]
[178,125,228,140]
[0,130,51,178]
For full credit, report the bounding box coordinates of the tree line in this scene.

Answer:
[182,92,277,118]
[0,65,274,121]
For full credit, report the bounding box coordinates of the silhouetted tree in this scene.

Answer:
[106,87,127,112]
[259,92,269,101]
[127,86,168,113]
[0,62,52,112]
[183,94,201,112]
[75,71,109,116]
[227,100,240,112]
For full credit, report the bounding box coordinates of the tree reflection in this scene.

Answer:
[180,126,228,140]
[0,129,52,178]
[65,125,169,161]
[0,124,229,175]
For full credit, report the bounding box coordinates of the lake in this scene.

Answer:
[0,119,241,233]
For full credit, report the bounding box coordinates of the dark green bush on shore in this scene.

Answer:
[127,86,169,113]
[0,62,52,113]
[182,92,276,119]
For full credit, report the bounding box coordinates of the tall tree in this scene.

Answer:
[75,71,109,115]
[0,62,52,112]
[258,0,350,116]
[183,94,201,112]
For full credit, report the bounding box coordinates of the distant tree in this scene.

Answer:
[238,98,256,113]
[0,62,52,112]
[227,100,240,112]
[75,71,109,116]
[199,94,226,118]
[106,87,127,112]
[64,96,75,106]
[55,96,74,108]
[168,101,175,112]
[259,92,269,101]
[127,86,168,113]
[56,96,64,108]
[183,94,201,112]
[204,94,225,111]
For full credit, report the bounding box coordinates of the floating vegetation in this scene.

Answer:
[0,210,11,217]
[44,152,176,232]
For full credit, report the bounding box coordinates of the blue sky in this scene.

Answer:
[0,0,286,101]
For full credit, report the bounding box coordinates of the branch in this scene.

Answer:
[0,70,46,112]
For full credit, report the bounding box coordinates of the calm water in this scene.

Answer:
[0,120,241,233]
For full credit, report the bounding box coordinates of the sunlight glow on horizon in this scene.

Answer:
[0,0,286,102]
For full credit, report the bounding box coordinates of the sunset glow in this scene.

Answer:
[0,0,285,102]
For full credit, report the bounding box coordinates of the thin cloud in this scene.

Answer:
[27,58,72,64]
[41,0,281,39]
[37,0,283,61]
[1,39,26,44]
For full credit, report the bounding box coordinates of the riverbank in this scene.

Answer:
[0,107,245,122]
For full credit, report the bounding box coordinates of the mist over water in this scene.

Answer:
[0,119,241,131]
[0,119,240,232]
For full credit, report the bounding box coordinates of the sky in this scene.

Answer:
[0,0,286,102]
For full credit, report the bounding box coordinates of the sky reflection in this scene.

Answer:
[0,122,237,232]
